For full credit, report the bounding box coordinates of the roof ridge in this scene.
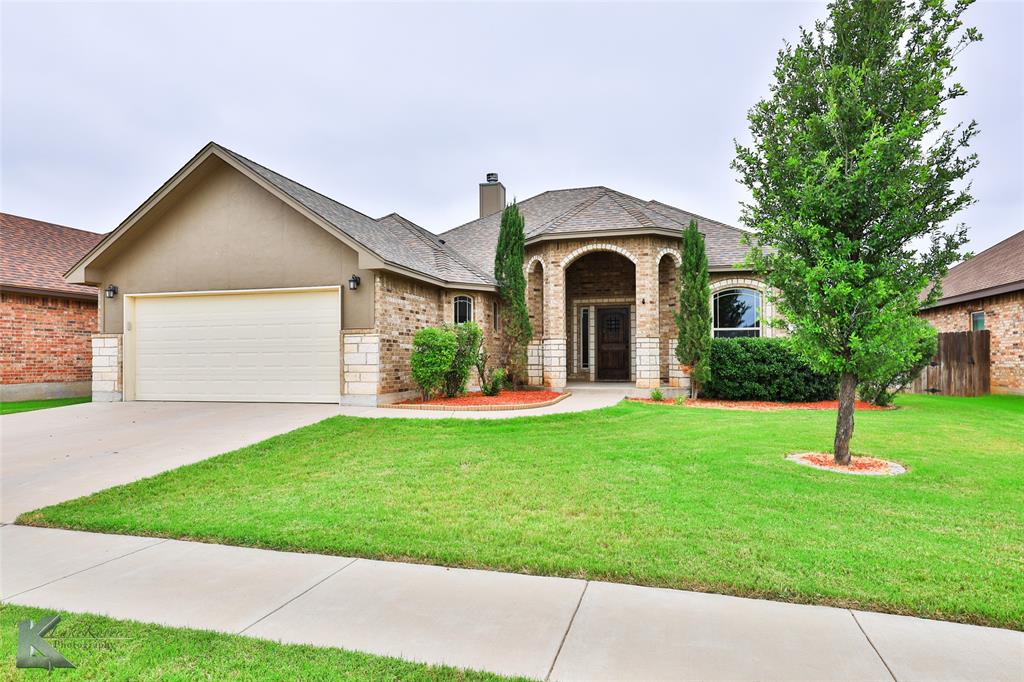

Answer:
[0,212,103,236]
[438,186,608,237]
[214,144,382,228]
[646,200,752,236]
[532,189,609,236]
[386,212,496,284]
[603,189,662,228]
[954,229,1024,266]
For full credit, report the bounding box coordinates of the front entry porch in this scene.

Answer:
[524,242,691,396]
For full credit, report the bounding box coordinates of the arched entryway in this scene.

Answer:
[563,250,637,381]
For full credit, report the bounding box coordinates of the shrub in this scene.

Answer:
[674,395,686,406]
[481,368,506,397]
[475,347,505,397]
[650,388,664,401]
[442,322,483,398]
[859,330,937,406]
[702,337,837,402]
[411,327,458,400]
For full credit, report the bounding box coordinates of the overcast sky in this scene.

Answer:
[2,1,1021,256]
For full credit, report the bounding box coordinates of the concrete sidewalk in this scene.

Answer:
[2,525,1020,681]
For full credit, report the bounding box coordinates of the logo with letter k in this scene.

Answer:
[17,614,75,669]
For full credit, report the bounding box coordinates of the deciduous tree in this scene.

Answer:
[733,0,980,463]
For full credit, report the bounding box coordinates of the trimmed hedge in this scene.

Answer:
[702,337,837,402]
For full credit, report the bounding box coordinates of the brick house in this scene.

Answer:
[919,229,1024,395]
[1,213,102,401]
[65,143,772,405]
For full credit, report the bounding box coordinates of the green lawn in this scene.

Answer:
[1,396,90,415]
[0,605,518,681]
[19,394,1024,630]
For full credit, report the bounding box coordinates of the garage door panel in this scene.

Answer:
[133,289,340,403]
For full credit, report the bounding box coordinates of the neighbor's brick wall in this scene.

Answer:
[919,290,1023,394]
[0,291,97,385]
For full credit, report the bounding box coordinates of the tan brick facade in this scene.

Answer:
[522,236,768,392]
[371,272,505,402]
[1,291,97,399]
[919,290,1024,395]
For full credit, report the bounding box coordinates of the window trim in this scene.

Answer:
[712,287,762,338]
[453,295,473,324]
[970,310,985,331]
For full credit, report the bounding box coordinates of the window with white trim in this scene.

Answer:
[713,288,761,337]
[454,295,473,324]
[971,311,985,331]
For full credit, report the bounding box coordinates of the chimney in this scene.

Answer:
[479,172,506,218]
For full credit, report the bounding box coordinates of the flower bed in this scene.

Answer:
[629,398,887,411]
[786,452,907,476]
[392,390,568,411]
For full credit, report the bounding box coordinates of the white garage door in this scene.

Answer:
[132,288,340,403]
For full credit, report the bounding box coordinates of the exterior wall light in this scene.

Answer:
[348,275,361,291]
[105,284,118,299]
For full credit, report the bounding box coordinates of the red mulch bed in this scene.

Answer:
[630,398,886,411]
[397,390,564,407]
[788,452,906,475]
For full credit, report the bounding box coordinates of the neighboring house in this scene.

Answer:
[65,143,771,405]
[1,213,103,401]
[919,229,1024,395]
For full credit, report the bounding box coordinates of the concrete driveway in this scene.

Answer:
[0,401,340,522]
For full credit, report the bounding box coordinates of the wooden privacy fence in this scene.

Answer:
[910,330,990,397]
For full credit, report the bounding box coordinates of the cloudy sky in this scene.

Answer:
[2,1,1021,255]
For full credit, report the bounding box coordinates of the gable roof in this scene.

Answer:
[66,143,496,289]
[66,142,753,290]
[440,186,754,276]
[1,213,102,299]
[926,229,1024,307]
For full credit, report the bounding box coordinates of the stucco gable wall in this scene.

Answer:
[92,158,373,333]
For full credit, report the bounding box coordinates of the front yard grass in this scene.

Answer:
[0,396,89,415]
[0,604,518,681]
[19,394,1024,630]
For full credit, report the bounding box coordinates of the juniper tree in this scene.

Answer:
[674,219,713,398]
[493,201,532,385]
[733,0,980,463]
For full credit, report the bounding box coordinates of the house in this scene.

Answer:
[64,143,773,405]
[919,229,1024,395]
[1,213,103,401]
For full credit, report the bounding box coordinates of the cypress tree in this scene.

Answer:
[493,201,532,385]
[674,219,712,398]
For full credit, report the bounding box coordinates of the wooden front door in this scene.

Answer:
[597,307,630,381]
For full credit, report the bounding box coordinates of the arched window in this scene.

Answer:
[453,295,473,324]
[713,288,761,337]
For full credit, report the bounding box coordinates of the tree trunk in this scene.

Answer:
[833,371,858,465]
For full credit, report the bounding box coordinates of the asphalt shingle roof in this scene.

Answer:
[1,213,102,298]
[441,186,754,276]
[219,146,494,286]
[215,145,753,285]
[929,229,1024,305]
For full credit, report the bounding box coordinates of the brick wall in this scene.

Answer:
[1,291,97,385]
[919,290,1024,394]
[374,273,443,396]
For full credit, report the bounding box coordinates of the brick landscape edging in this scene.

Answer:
[388,391,572,412]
